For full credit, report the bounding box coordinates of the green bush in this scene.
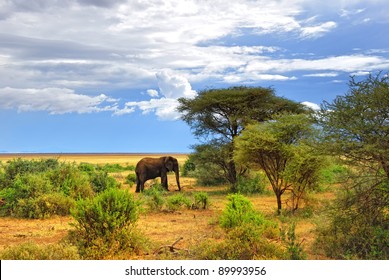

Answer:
[166,193,191,211]
[98,163,135,173]
[1,158,59,188]
[281,222,307,260]
[89,171,118,193]
[315,179,389,259]
[181,158,196,177]
[125,173,137,186]
[141,184,166,211]
[220,194,264,229]
[69,188,143,259]
[0,242,80,260]
[194,223,284,260]
[236,174,267,194]
[48,163,94,199]
[0,173,54,217]
[193,192,209,209]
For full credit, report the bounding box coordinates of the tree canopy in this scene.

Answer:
[178,86,306,189]
[317,72,389,179]
[235,113,322,213]
[178,86,306,142]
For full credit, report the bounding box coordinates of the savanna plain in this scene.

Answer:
[0,153,338,260]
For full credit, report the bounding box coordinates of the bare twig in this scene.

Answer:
[154,237,188,255]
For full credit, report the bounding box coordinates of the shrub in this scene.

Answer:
[281,222,307,260]
[181,158,196,177]
[89,170,118,193]
[125,173,137,186]
[220,194,264,229]
[0,173,54,217]
[315,178,389,259]
[166,193,191,211]
[0,242,80,260]
[193,192,209,209]
[141,184,166,211]
[48,164,94,199]
[236,174,267,194]
[1,158,59,187]
[69,188,143,259]
[194,223,284,260]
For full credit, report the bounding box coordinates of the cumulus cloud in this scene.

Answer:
[156,70,197,99]
[116,71,197,120]
[0,87,117,114]
[301,101,321,111]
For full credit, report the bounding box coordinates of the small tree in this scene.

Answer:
[315,72,389,259]
[235,114,322,214]
[318,72,389,180]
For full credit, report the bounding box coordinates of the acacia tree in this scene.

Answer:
[234,114,322,214]
[318,72,389,179]
[315,72,389,259]
[178,86,305,190]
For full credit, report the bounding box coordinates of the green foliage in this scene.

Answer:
[15,193,75,219]
[315,178,389,259]
[194,224,285,260]
[193,192,209,209]
[0,159,123,219]
[89,170,118,193]
[181,158,196,177]
[235,113,323,213]
[188,143,229,186]
[236,174,267,194]
[98,163,135,173]
[219,194,276,232]
[141,184,166,211]
[281,222,307,260]
[166,193,191,211]
[318,72,389,179]
[196,193,283,260]
[178,86,306,188]
[69,188,143,259]
[48,163,94,199]
[0,242,80,260]
[125,173,137,186]
[315,73,389,259]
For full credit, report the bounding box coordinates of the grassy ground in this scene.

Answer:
[0,153,335,259]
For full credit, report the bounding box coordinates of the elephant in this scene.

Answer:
[135,156,181,192]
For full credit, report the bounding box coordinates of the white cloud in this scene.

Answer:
[116,71,197,120]
[304,72,339,77]
[0,87,116,114]
[301,101,320,111]
[146,89,159,97]
[300,21,337,38]
[156,70,197,99]
[245,55,389,73]
[123,98,180,121]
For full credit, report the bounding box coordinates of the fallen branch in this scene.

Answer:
[154,237,188,255]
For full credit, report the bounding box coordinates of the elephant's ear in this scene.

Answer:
[164,157,174,171]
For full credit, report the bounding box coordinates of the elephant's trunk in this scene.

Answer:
[174,166,181,191]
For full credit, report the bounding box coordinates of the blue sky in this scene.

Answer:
[0,0,388,153]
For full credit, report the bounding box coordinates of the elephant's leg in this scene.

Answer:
[135,177,141,193]
[161,175,169,190]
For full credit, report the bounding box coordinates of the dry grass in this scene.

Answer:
[0,153,188,166]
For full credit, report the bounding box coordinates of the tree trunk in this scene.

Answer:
[276,193,282,215]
